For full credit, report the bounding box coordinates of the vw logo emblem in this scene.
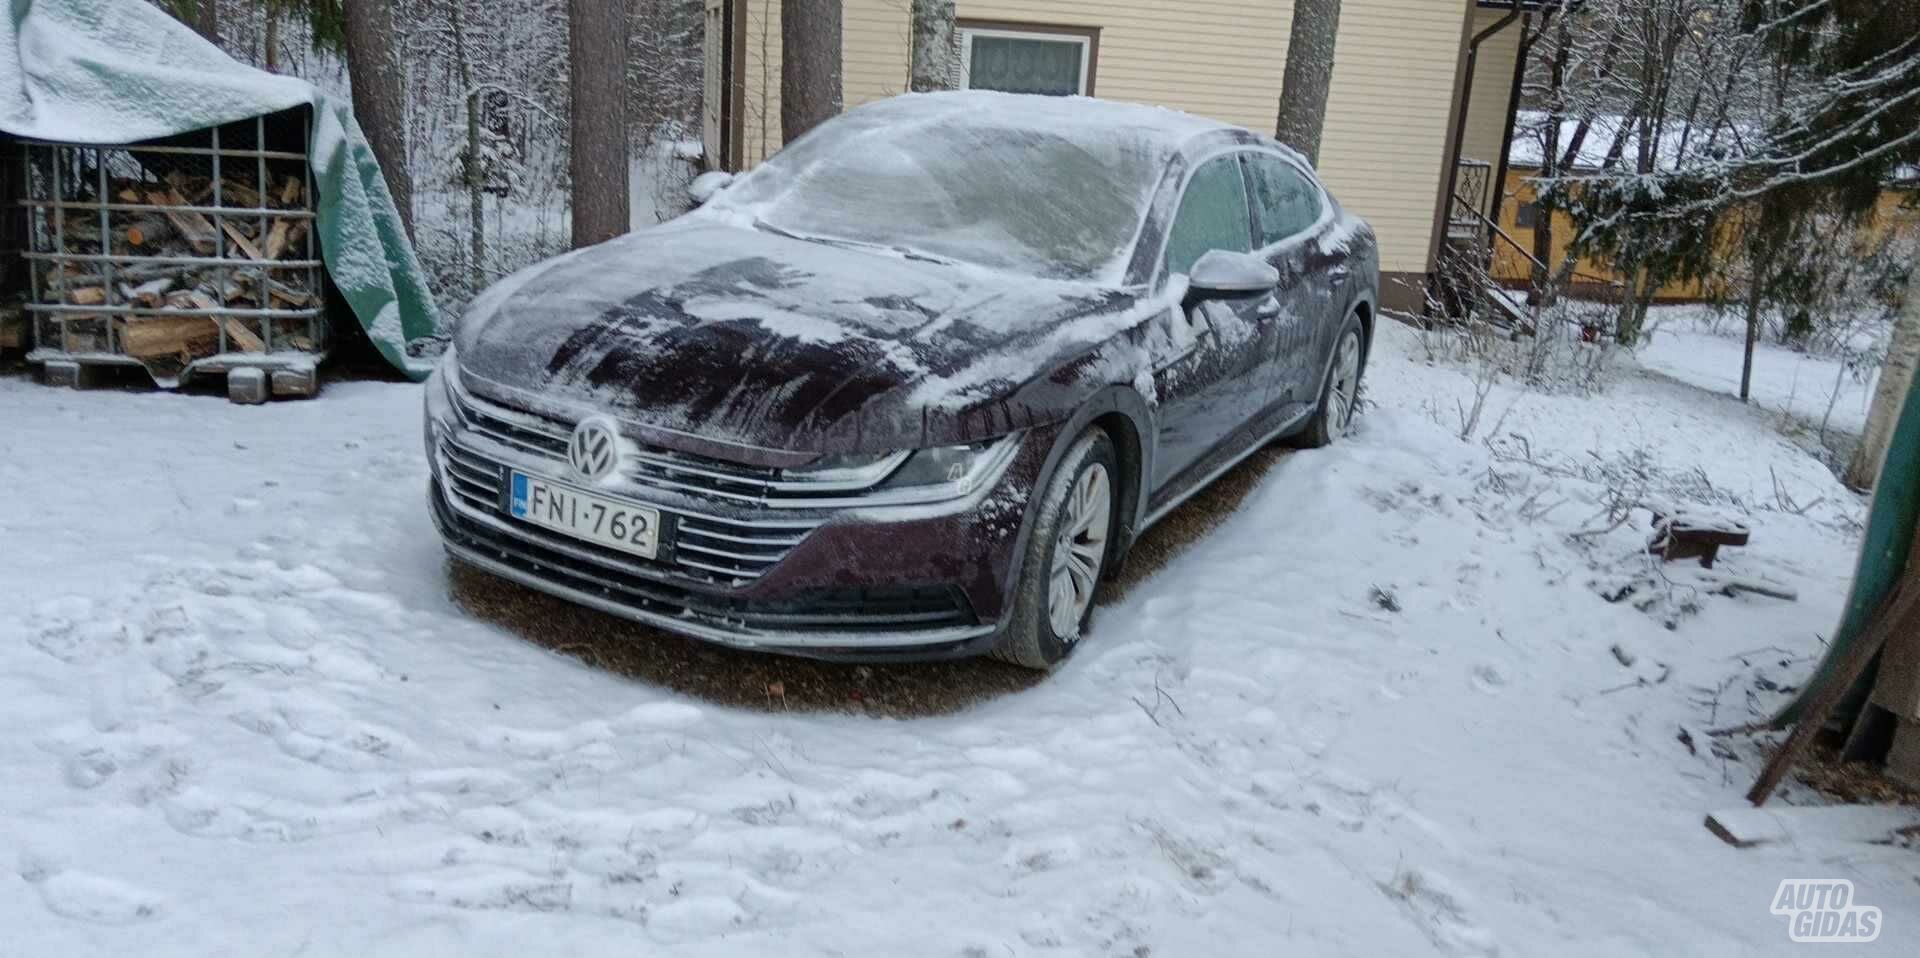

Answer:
[568,418,620,482]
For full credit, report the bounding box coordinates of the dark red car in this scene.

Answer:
[426,92,1378,668]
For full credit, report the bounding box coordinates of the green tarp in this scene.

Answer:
[1,0,437,378]
[1778,373,1920,724]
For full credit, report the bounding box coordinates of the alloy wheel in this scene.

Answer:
[1329,331,1362,435]
[1047,463,1112,638]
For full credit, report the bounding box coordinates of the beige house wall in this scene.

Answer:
[1456,7,1524,221]
[727,0,1480,277]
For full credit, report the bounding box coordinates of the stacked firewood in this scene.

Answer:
[45,170,320,370]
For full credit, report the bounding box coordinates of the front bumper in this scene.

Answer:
[425,388,1054,660]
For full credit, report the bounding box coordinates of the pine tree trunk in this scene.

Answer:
[909,0,957,93]
[1847,267,1920,488]
[342,0,414,240]
[1274,0,1342,166]
[195,0,220,46]
[568,0,632,249]
[782,0,843,144]
[1738,246,1773,402]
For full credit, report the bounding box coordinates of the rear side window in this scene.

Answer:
[1247,154,1324,246]
[1163,156,1254,276]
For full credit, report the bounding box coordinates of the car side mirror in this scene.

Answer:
[1186,249,1280,297]
[688,170,736,206]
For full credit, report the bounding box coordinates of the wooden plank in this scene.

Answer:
[129,278,174,308]
[1706,805,1920,848]
[278,175,303,206]
[118,315,220,359]
[216,318,265,353]
[1747,580,1920,805]
[219,220,265,261]
[1889,717,1920,790]
[263,218,294,260]
[0,309,24,350]
[66,286,107,306]
[145,189,218,254]
[122,216,174,248]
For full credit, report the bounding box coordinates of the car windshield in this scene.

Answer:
[712,107,1167,283]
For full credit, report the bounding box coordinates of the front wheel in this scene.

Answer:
[993,428,1118,670]
[1293,319,1366,449]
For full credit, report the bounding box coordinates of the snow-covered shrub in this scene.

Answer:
[1415,300,1621,398]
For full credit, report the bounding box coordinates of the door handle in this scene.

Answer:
[1255,298,1282,319]
[1328,266,1351,286]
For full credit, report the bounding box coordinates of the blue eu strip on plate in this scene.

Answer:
[510,473,531,517]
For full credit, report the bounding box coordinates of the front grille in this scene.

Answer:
[437,437,815,586]
[451,382,884,507]
[433,486,976,635]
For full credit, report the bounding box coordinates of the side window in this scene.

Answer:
[1163,156,1254,276]
[1247,155,1325,247]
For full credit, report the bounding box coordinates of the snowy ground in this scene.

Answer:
[2,322,1915,955]
[1639,306,1880,437]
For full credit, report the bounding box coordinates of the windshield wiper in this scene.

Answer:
[753,219,957,267]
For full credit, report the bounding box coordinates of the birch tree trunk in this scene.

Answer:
[1847,269,1920,488]
[1274,0,1342,166]
[449,0,486,288]
[909,0,957,93]
[343,0,414,240]
[568,0,632,249]
[782,0,843,143]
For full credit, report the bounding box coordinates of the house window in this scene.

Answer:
[959,25,1095,97]
[1516,201,1543,229]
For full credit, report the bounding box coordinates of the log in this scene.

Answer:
[118,315,220,359]
[166,290,221,313]
[66,286,107,306]
[130,277,175,308]
[219,219,265,261]
[266,282,312,308]
[219,179,262,208]
[145,189,218,254]
[216,318,266,353]
[166,172,214,204]
[278,176,303,206]
[264,218,294,260]
[0,308,24,350]
[122,216,175,249]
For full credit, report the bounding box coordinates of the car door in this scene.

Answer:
[1148,152,1280,491]
[1244,152,1338,413]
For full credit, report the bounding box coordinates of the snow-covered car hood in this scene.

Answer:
[454,219,1151,455]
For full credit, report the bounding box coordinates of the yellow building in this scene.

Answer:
[1489,149,1920,302]
[703,0,1536,313]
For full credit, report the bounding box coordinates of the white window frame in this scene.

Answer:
[958,27,1093,97]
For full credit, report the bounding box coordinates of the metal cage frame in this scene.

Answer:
[18,111,327,382]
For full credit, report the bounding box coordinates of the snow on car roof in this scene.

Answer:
[842,90,1237,152]
[707,92,1241,284]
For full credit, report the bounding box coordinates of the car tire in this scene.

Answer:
[1293,315,1367,449]
[992,427,1120,670]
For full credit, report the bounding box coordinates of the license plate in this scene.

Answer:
[509,472,661,559]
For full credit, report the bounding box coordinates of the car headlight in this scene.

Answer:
[874,434,1024,502]
[776,435,1022,505]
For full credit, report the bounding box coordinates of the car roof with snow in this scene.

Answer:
[836,90,1242,156]
[709,92,1274,284]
